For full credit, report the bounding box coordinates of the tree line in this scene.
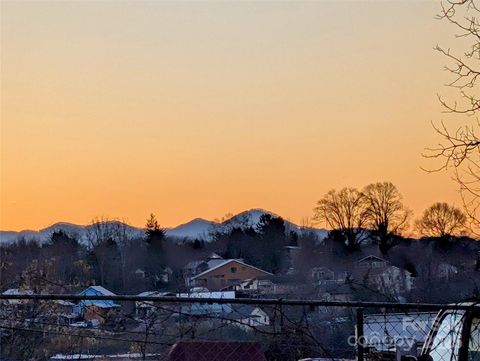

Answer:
[313,181,470,253]
[0,212,303,294]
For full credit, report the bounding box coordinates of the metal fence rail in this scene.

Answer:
[0,295,478,361]
[1,294,478,310]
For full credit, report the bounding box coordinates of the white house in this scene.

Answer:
[1,288,33,305]
[226,304,270,330]
[354,255,415,296]
[373,266,415,294]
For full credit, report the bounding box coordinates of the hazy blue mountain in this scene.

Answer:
[0,209,328,244]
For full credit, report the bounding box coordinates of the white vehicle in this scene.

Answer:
[404,303,480,361]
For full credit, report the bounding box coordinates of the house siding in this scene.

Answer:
[193,261,270,291]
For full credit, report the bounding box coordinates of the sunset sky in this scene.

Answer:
[0,1,465,231]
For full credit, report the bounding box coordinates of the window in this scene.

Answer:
[468,317,480,361]
[230,267,237,274]
[429,312,464,361]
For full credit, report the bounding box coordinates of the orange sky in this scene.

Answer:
[0,1,465,231]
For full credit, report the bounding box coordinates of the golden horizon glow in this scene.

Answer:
[0,1,465,232]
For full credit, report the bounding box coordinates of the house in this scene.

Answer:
[160,267,174,283]
[189,259,272,291]
[336,271,350,283]
[374,266,415,294]
[311,267,335,284]
[226,304,270,330]
[176,291,235,316]
[355,256,414,296]
[284,245,302,273]
[437,263,458,280]
[311,266,351,292]
[54,300,76,320]
[357,255,388,270]
[183,253,256,287]
[73,286,120,324]
[136,266,173,285]
[135,291,175,318]
[54,300,75,311]
[356,264,414,296]
[1,288,33,305]
[183,261,209,287]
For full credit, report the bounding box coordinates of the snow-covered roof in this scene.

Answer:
[189,287,209,292]
[207,252,223,259]
[207,259,228,269]
[215,304,267,321]
[137,291,173,297]
[51,353,161,360]
[56,300,75,306]
[284,245,301,250]
[2,288,33,295]
[177,291,235,299]
[191,259,272,280]
[78,286,118,309]
[80,285,116,296]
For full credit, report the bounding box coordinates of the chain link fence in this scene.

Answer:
[0,295,478,361]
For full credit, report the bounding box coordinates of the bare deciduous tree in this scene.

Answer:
[362,182,411,252]
[87,217,130,289]
[425,0,480,234]
[313,188,367,252]
[415,202,467,237]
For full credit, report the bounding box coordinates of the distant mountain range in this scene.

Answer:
[0,209,328,244]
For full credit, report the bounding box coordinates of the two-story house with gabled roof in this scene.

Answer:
[355,255,414,296]
[189,259,272,291]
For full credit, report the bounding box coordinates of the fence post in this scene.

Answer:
[356,307,364,361]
